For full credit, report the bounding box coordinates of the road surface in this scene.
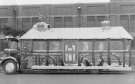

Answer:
[0,72,135,84]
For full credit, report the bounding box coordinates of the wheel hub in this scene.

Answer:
[5,63,15,73]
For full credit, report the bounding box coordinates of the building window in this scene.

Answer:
[130,15,135,32]
[64,17,73,27]
[54,17,64,28]
[87,16,106,27]
[0,18,8,29]
[32,17,39,25]
[109,15,118,26]
[120,15,129,31]
[96,16,106,27]
[87,16,96,27]
[22,18,32,31]
[131,37,135,50]
[0,18,8,23]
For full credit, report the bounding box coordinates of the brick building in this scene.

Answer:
[0,0,135,49]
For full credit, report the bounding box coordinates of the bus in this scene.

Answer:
[0,21,133,74]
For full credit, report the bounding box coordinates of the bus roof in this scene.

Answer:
[20,26,133,40]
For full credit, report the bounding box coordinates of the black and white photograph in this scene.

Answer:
[0,0,135,84]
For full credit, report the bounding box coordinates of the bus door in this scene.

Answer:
[64,41,78,65]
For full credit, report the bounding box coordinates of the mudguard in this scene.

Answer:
[0,56,18,64]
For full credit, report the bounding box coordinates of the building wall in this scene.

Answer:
[14,2,135,34]
[0,6,14,30]
[0,2,135,31]
[1,1,135,49]
[15,3,109,31]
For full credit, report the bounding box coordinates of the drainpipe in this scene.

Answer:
[13,7,18,32]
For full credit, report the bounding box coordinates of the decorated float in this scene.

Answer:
[0,21,133,74]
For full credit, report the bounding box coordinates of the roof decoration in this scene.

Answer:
[33,22,50,32]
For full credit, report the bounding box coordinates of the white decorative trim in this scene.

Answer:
[31,65,132,71]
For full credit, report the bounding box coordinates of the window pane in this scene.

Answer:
[0,18,8,23]
[54,17,64,28]
[120,15,129,31]
[49,41,62,50]
[131,38,135,49]
[78,41,92,50]
[22,18,32,31]
[32,17,39,25]
[110,41,123,50]
[96,16,106,27]
[95,41,108,50]
[78,41,92,62]
[130,15,135,32]
[33,41,47,50]
[87,16,96,27]
[79,41,89,51]
[0,18,8,28]
[109,15,119,26]
[9,41,18,49]
[64,17,73,27]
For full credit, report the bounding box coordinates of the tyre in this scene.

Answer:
[2,60,17,74]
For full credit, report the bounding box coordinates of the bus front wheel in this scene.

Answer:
[2,60,17,74]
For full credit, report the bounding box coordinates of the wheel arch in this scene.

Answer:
[1,56,18,66]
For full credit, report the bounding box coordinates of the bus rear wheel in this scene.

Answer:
[2,60,17,74]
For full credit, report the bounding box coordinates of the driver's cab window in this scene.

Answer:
[9,40,18,49]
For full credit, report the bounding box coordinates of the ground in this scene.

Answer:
[0,72,135,84]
